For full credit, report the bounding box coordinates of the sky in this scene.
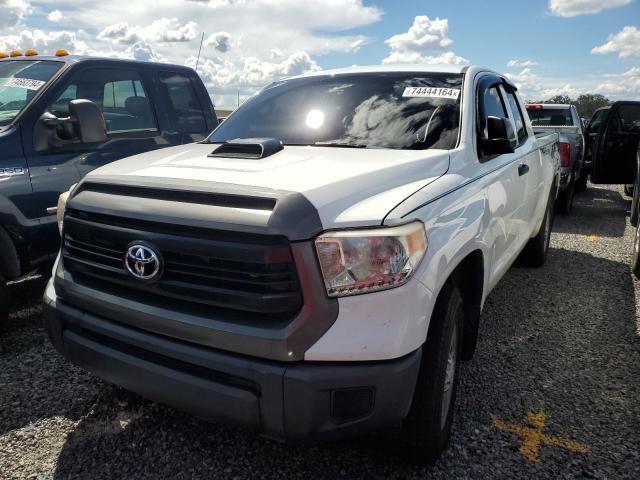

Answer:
[0,0,638,107]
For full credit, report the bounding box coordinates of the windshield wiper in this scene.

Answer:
[312,142,368,148]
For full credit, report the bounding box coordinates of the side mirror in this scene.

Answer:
[69,99,107,143]
[33,99,107,151]
[480,116,517,155]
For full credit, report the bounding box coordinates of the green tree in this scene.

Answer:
[574,94,612,119]
[543,94,573,105]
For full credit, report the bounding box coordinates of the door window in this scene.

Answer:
[618,105,640,132]
[479,85,507,155]
[505,90,528,144]
[158,72,207,134]
[483,86,507,120]
[587,109,607,134]
[47,69,157,135]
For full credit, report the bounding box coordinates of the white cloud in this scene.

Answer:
[205,32,232,53]
[549,0,631,17]
[98,18,198,45]
[596,67,640,95]
[382,16,468,65]
[0,29,165,63]
[592,26,640,58]
[385,16,453,52]
[0,0,382,107]
[0,0,31,27]
[383,50,468,65]
[47,9,62,22]
[506,65,640,100]
[125,41,166,62]
[507,59,538,68]
[188,51,320,93]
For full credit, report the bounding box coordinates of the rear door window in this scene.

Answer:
[47,69,157,134]
[158,72,207,134]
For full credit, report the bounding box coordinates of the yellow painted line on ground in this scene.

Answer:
[587,234,599,241]
[492,412,588,463]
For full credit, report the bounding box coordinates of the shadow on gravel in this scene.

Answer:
[552,186,629,238]
[49,248,640,479]
[0,275,102,436]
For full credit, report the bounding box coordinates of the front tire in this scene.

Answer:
[0,273,8,332]
[401,283,463,464]
[520,192,554,267]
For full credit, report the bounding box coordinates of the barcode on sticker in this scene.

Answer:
[1,78,46,91]
[402,87,460,99]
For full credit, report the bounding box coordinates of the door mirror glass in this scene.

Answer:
[69,99,107,143]
[33,99,106,151]
[481,116,517,155]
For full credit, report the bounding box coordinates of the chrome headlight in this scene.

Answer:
[315,221,427,298]
[56,183,76,235]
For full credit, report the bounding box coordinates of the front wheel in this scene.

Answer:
[0,273,8,332]
[401,283,463,464]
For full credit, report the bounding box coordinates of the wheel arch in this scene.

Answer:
[0,225,20,280]
[428,249,485,361]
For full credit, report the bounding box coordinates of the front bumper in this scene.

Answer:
[43,280,421,441]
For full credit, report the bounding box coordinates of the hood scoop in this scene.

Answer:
[208,138,284,160]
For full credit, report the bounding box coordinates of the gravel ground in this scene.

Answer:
[1,184,639,479]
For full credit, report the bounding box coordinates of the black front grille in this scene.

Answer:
[62,209,303,325]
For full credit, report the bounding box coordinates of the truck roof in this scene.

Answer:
[288,64,495,79]
[0,54,194,73]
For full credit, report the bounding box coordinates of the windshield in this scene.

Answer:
[209,72,463,150]
[527,107,575,127]
[0,60,63,127]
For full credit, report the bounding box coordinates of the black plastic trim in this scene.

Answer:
[68,176,324,241]
[43,291,421,442]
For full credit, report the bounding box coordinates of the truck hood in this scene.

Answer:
[85,143,449,231]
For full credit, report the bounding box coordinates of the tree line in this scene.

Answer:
[529,94,612,120]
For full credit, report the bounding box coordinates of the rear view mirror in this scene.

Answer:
[33,99,107,151]
[481,116,517,156]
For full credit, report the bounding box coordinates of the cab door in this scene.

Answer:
[591,102,640,184]
[475,76,532,285]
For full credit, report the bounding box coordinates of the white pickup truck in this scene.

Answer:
[44,65,559,462]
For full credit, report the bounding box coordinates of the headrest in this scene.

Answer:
[125,96,150,117]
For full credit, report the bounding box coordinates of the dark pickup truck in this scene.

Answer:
[0,53,217,324]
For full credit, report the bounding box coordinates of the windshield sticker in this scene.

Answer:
[1,77,46,91]
[402,87,460,99]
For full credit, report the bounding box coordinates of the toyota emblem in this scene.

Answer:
[124,243,162,281]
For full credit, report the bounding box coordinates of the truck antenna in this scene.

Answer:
[195,32,205,72]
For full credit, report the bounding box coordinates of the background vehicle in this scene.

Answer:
[585,102,640,191]
[0,52,217,326]
[44,65,559,463]
[526,103,586,214]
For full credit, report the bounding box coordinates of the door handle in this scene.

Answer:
[518,164,529,176]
